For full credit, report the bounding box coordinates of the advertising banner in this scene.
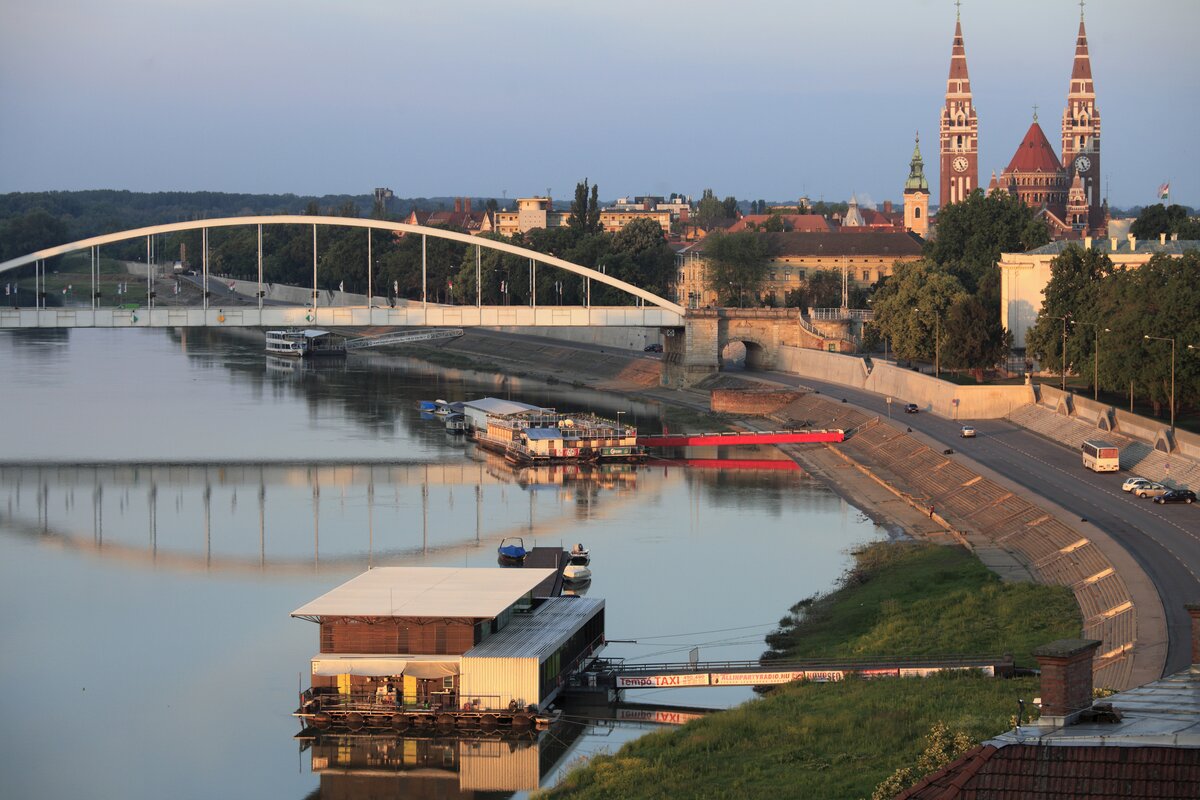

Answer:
[709,671,806,686]
[616,673,710,688]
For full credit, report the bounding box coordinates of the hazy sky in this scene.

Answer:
[1,1,1196,207]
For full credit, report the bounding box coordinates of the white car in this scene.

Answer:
[1121,477,1151,493]
[960,425,976,438]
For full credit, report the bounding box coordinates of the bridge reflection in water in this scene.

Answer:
[0,452,650,575]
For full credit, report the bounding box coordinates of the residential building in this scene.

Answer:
[675,231,923,308]
[491,196,671,237]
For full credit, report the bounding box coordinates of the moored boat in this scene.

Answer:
[497,537,527,565]
[265,329,347,358]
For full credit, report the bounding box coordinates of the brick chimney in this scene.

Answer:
[1187,603,1200,673]
[1033,638,1101,727]
[1160,232,1168,245]
[1084,236,1093,249]
[1110,237,1118,251]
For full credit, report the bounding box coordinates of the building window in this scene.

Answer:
[915,207,922,219]
[862,270,870,282]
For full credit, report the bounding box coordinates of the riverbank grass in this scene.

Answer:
[538,542,1080,799]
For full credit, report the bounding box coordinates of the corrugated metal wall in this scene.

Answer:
[458,738,540,791]
[458,657,538,710]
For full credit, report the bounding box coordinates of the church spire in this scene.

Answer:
[1062,9,1100,229]
[906,133,929,192]
[940,8,978,208]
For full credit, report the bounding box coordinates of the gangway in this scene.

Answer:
[343,328,463,350]
[568,654,1012,692]
[637,429,844,448]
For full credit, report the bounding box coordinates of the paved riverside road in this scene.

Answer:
[759,369,1200,677]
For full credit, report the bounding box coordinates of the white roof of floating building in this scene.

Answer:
[462,397,549,416]
[290,567,556,621]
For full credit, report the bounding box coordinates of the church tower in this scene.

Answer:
[1061,10,1101,229]
[904,133,930,238]
[939,11,979,209]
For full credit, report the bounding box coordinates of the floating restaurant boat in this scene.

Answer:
[497,536,527,565]
[265,328,347,358]
[477,408,646,465]
[290,566,605,734]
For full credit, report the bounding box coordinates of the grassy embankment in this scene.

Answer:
[538,542,1081,800]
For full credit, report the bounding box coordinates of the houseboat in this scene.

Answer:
[478,408,646,465]
[265,329,347,358]
[291,566,605,733]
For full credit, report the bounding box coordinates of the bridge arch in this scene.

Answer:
[0,214,684,315]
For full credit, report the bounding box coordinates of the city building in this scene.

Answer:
[1000,235,1200,348]
[942,10,1107,238]
[726,214,832,233]
[403,197,486,233]
[837,196,904,231]
[675,231,923,309]
[491,196,671,237]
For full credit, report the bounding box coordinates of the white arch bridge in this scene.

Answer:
[0,215,684,329]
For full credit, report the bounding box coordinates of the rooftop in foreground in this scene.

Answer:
[290,566,556,621]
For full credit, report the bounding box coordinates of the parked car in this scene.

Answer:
[1121,477,1151,493]
[960,425,976,438]
[1134,482,1169,499]
[643,343,663,353]
[904,403,919,414]
[1154,489,1196,505]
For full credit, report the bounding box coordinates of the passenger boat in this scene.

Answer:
[497,537,527,565]
[265,329,347,358]
[444,414,468,434]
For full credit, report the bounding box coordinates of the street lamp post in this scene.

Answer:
[1143,335,1176,432]
[1075,322,1110,401]
[1046,314,1072,391]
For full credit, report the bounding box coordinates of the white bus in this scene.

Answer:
[1081,440,1121,473]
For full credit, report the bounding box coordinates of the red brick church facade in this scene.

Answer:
[941,12,1107,238]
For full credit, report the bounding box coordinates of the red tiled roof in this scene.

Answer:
[1004,122,1064,174]
[697,231,922,258]
[726,214,831,233]
[895,744,1200,799]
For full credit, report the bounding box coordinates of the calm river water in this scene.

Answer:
[0,328,886,799]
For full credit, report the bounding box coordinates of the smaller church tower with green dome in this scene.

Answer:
[904,133,931,238]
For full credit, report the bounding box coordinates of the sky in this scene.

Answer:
[1,0,1196,209]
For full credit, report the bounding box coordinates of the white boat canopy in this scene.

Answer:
[291,566,556,621]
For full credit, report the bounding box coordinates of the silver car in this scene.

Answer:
[1121,477,1150,492]
[1134,482,1169,499]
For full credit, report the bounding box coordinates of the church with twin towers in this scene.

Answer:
[936,5,1106,238]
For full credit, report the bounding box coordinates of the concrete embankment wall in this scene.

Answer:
[775,346,1035,419]
[1038,385,1200,461]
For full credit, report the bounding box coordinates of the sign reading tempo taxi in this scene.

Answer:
[616,673,710,688]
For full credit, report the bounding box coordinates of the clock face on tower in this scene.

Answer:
[952,156,969,173]
[1075,155,1091,174]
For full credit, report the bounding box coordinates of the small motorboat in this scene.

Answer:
[444,413,468,434]
[563,545,591,583]
[568,542,590,565]
[497,537,527,565]
[562,578,591,597]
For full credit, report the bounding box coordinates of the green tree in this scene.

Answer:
[695,189,725,230]
[568,179,590,233]
[941,294,1012,375]
[587,183,601,233]
[872,260,968,363]
[722,196,740,218]
[702,231,771,307]
[926,190,1050,296]
[0,208,69,260]
[1025,245,1112,382]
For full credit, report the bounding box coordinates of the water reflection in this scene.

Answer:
[0,454,838,577]
[301,722,586,799]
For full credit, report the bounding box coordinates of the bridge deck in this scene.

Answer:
[637,430,844,447]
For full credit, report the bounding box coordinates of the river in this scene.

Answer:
[0,327,886,799]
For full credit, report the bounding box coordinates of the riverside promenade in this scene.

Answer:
[757,390,1161,692]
